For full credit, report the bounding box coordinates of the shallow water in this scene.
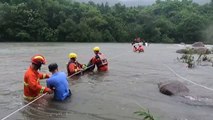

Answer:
[0,43,213,120]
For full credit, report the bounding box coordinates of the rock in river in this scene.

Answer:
[158,81,189,96]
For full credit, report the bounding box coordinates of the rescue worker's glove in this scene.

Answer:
[41,74,50,80]
[74,69,78,72]
[46,74,51,78]
[82,64,87,70]
[44,87,53,94]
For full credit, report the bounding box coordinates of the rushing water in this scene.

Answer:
[0,43,213,120]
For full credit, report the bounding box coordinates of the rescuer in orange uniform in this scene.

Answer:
[23,54,53,101]
[87,46,108,72]
[67,53,86,77]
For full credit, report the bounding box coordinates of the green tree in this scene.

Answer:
[0,0,212,43]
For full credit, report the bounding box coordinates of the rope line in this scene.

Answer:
[67,64,94,79]
[1,93,47,120]
[67,51,131,79]
[165,64,213,91]
[1,50,131,120]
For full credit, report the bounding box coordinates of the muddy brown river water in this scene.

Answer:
[0,43,213,120]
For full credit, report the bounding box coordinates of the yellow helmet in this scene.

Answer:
[68,53,77,59]
[93,46,100,52]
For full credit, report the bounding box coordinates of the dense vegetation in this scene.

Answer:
[0,0,213,43]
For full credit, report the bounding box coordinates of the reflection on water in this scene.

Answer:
[22,94,72,119]
[87,71,110,81]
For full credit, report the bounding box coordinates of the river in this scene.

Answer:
[0,43,213,120]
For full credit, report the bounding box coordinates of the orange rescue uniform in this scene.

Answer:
[24,66,50,100]
[90,53,108,72]
[67,61,83,76]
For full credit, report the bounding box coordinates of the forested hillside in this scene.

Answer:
[0,0,213,43]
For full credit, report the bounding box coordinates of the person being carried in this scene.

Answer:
[137,44,144,52]
[67,53,86,77]
[47,63,71,101]
[87,46,108,72]
[23,54,53,101]
[133,45,138,52]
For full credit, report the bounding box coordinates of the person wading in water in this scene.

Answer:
[23,54,53,101]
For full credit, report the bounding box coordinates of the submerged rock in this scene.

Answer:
[158,81,189,96]
[176,47,211,54]
[192,42,205,47]
[195,47,211,54]
[176,49,190,54]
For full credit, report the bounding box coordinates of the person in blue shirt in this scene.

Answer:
[47,63,71,101]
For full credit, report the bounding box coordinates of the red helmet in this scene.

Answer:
[31,54,46,65]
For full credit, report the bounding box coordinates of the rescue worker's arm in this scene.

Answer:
[77,62,87,70]
[38,73,50,80]
[87,59,95,71]
[27,74,52,94]
[87,59,93,66]
[91,57,97,64]
[79,63,87,70]
[77,61,83,68]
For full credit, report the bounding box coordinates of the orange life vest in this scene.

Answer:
[67,61,82,76]
[95,53,108,68]
[23,66,49,100]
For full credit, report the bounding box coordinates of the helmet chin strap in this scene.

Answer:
[37,63,42,70]
[38,65,42,70]
[32,63,42,70]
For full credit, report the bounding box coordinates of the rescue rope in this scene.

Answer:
[165,64,213,91]
[1,50,131,120]
[66,51,131,79]
[67,64,94,79]
[1,93,47,120]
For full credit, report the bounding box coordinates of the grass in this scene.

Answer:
[134,108,156,120]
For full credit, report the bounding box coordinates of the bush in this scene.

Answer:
[134,108,156,120]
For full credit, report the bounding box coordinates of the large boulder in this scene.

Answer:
[192,42,205,47]
[176,47,196,54]
[176,49,190,54]
[176,47,211,54]
[158,81,189,96]
[194,47,211,54]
